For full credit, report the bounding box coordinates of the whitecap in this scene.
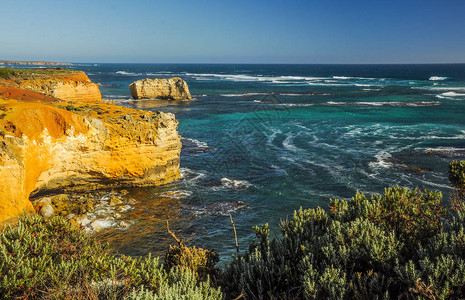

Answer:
[180,167,207,181]
[146,71,174,75]
[332,76,379,80]
[282,134,301,152]
[220,92,270,97]
[280,103,315,107]
[437,92,465,98]
[325,101,439,107]
[429,76,448,81]
[221,178,252,189]
[369,151,393,169]
[181,137,211,149]
[183,73,327,83]
[116,71,143,76]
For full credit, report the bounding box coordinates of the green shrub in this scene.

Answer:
[165,245,220,282]
[449,160,465,190]
[0,67,76,80]
[0,214,223,299]
[224,183,465,299]
[127,268,222,300]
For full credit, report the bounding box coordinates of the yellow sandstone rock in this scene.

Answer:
[129,77,192,100]
[0,70,181,223]
[18,71,101,102]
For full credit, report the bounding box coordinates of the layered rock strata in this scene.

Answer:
[0,70,181,223]
[129,77,192,100]
[17,71,101,102]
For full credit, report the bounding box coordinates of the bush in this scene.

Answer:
[449,160,465,190]
[0,214,223,299]
[224,183,465,299]
[165,245,220,282]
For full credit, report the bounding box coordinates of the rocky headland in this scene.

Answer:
[0,68,182,223]
[129,77,192,100]
[0,60,72,66]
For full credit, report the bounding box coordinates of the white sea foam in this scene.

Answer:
[180,168,207,183]
[89,219,117,232]
[181,137,210,149]
[183,73,327,83]
[354,84,375,87]
[220,92,270,97]
[436,92,465,98]
[280,103,315,107]
[104,95,131,99]
[325,101,439,107]
[369,151,393,169]
[146,72,176,76]
[430,87,465,91]
[266,129,281,147]
[116,71,142,76]
[425,146,465,153]
[429,76,448,81]
[282,134,300,152]
[332,76,378,80]
[221,178,252,189]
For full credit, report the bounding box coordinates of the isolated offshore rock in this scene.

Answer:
[129,77,192,100]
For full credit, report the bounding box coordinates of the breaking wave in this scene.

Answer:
[115,71,143,76]
[429,76,448,81]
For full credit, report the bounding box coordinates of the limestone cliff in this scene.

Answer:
[18,72,101,102]
[129,77,192,100]
[0,70,181,223]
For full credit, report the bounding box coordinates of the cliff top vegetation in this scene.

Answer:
[0,67,78,81]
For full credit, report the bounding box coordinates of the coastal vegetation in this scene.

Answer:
[1,160,465,299]
[0,67,75,81]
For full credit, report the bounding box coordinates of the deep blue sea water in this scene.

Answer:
[57,64,465,260]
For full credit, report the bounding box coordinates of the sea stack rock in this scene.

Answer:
[129,77,192,100]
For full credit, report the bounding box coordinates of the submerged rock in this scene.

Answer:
[129,77,192,100]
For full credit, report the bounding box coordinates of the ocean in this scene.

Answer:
[70,63,465,260]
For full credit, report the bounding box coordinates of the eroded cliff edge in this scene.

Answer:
[0,68,181,222]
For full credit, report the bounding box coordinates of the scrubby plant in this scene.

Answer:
[449,160,465,190]
[127,268,222,300]
[0,214,223,299]
[165,245,220,282]
[223,162,465,299]
[450,160,465,205]
[0,67,75,80]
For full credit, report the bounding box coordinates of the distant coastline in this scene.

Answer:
[0,60,72,66]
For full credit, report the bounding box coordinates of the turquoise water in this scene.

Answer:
[74,64,465,259]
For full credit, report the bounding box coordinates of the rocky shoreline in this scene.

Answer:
[0,68,182,223]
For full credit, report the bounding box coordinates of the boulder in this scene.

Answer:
[129,77,192,100]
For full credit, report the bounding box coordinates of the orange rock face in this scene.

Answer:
[0,70,181,223]
[18,71,101,102]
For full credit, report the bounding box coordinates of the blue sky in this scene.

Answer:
[1,0,464,63]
